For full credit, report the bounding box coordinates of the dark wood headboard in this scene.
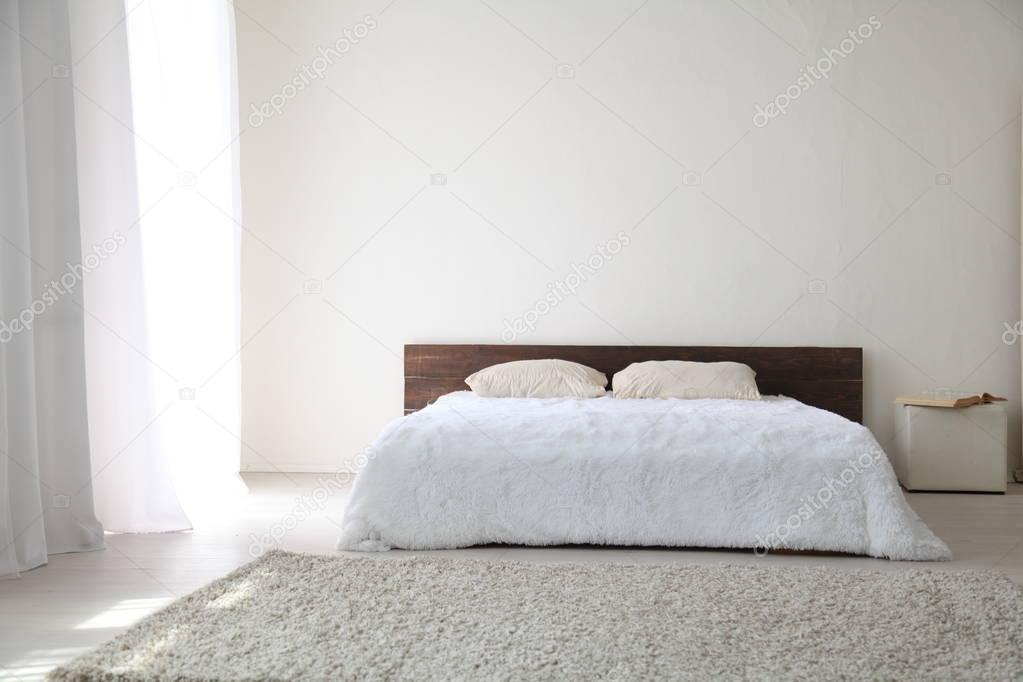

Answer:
[405,345,863,422]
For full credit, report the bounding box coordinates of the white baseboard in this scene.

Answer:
[240,463,357,474]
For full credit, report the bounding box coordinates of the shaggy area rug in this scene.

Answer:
[51,551,1023,681]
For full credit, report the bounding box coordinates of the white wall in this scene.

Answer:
[236,0,1023,473]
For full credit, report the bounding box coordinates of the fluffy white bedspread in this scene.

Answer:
[337,392,950,560]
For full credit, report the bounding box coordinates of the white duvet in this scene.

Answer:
[337,392,950,560]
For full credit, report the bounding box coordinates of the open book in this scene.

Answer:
[895,392,1006,409]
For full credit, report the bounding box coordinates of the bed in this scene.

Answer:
[337,345,950,560]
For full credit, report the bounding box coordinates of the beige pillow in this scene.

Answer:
[465,359,607,399]
[613,361,761,400]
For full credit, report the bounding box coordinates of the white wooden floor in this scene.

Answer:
[2,474,1021,680]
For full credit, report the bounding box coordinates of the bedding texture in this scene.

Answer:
[464,358,607,398]
[613,360,761,400]
[337,392,949,560]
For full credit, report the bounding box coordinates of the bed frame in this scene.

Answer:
[405,345,863,422]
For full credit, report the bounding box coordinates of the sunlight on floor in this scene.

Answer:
[1,647,92,681]
[74,597,173,630]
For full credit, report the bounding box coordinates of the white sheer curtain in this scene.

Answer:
[127,0,247,521]
[0,0,104,576]
[77,0,245,530]
[70,0,190,533]
[1,0,243,576]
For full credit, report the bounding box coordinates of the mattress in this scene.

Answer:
[337,391,950,560]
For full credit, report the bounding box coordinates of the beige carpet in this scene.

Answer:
[51,550,1023,681]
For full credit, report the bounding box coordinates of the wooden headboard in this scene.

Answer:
[405,345,863,422]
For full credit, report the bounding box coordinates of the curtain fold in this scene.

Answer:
[70,0,194,533]
[0,0,104,577]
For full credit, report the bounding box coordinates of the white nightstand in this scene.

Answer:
[892,402,1007,493]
